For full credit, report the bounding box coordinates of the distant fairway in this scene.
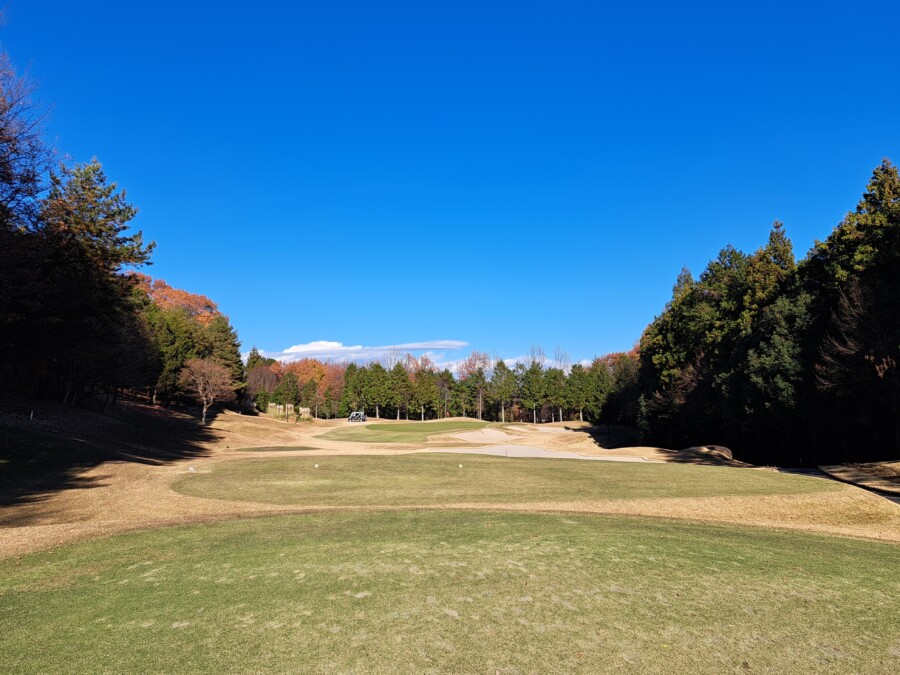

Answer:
[173,453,838,506]
[2,510,898,674]
[320,419,489,444]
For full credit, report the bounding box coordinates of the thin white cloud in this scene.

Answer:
[244,340,588,374]
[251,339,469,365]
[284,340,347,354]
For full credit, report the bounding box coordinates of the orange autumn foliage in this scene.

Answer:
[285,359,326,387]
[132,273,220,326]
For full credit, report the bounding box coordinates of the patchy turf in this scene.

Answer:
[173,454,838,507]
[320,419,489,444]
[1,510,897,674]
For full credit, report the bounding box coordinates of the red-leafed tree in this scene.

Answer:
[458,350,490,419]
[179,358,235,423]
[320,363,346,418]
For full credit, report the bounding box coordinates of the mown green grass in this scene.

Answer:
[1,510,897,674]
[320,419,489,444]
[173,454,838,506]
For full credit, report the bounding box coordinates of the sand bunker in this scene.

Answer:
[452,428,520,443]
[422,445,653,462]
[530,426,574,433]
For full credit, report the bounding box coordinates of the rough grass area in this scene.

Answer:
[173,454,838,506]
[1,510,897,674]
[320,419,488,444]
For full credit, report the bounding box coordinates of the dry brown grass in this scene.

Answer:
[3,407,898,560]
[821,461,900,495]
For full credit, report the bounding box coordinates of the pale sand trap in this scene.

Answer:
[451,429,520,443]
[506,425,570,434]
[422,445,654,462]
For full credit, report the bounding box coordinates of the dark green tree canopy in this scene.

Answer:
[41,159,154,272]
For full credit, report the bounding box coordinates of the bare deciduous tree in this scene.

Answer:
[180,358,234,424]
[554,346,571,373]
[0,52,52,228]
[818,281,899,391]
[382,346,402,370]
[247,364,278,398]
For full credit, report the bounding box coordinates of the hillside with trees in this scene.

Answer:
[0,51,244,419]
[632,161,899,466]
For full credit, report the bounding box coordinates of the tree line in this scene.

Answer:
[626,161,899,466]
[0,51,244,416]
[246,346,637,425]
[2,42,896,464]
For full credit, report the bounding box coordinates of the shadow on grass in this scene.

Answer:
[0,397,219,514]
[575,424,641,449]
[570,424,747,466]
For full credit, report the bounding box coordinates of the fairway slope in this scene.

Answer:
[3,417,900,673]
[171,454,900,542]
[2,511,898,674]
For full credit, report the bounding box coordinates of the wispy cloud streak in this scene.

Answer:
[252,339,469,365]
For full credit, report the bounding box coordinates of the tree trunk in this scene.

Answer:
[29,366,41,398]
[376,404,380,419]
[501,403,505,423]
[202,399,209,424]
[396,408,400,420]
[62,358,77,407]
[152,388,158,405]
[421,404,424,421]
[579,409,583,422]
[533,408,537,424]
[559,407,563,423]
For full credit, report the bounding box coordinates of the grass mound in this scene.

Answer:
[321,419,488,444]
[1,511,897,673]
[173,454,837,506]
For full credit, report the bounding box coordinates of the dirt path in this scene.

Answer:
[3,412,898,559]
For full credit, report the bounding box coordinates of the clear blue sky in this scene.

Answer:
[5,1,899,368]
